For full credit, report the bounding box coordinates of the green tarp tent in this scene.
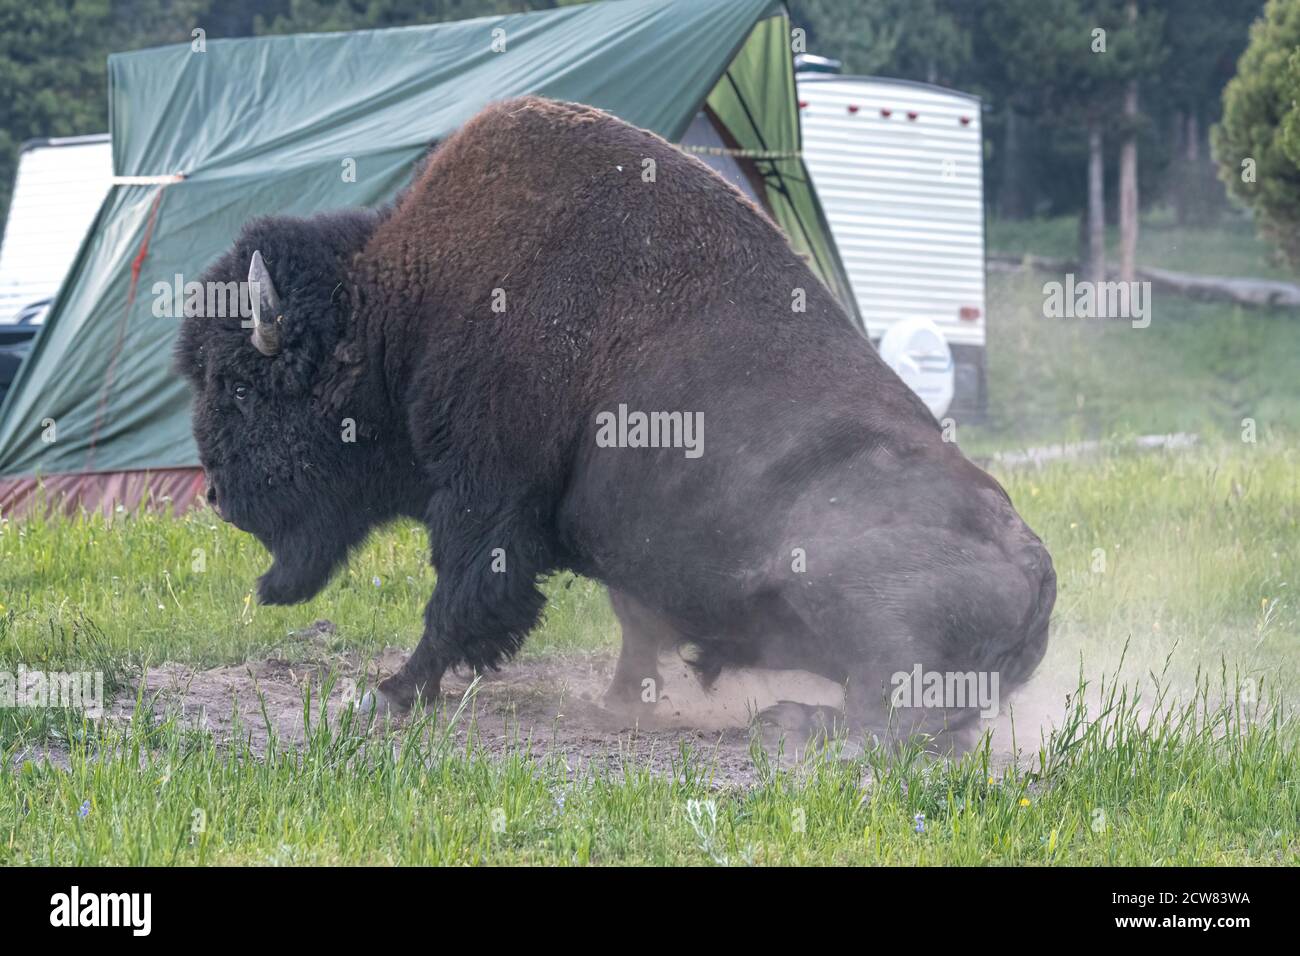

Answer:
[0,0,857,512]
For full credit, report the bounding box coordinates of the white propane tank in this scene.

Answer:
[878,316,955,419]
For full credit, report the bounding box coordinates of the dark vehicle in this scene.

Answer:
[0,300,45,409]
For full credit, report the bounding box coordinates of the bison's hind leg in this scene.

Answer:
[603,588,680,716]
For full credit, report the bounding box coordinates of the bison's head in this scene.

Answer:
[174,211,411,605]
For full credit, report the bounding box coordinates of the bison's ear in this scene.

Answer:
[248,251,283,357]
[314,340,366,418]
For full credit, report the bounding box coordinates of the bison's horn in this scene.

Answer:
[248,250,282,357]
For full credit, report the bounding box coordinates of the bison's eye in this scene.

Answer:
[233,384,250,401]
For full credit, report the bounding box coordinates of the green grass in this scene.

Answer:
[2,220,1298,865]
[0,508,615,672]
[2,665,1295,865]
[964,270,1300,452]
[1007,444,1299,692]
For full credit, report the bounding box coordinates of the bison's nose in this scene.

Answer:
[205,483,223,518]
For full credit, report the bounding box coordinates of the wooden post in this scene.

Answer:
[1119,0,1139,284]
[1087,118,1106,284]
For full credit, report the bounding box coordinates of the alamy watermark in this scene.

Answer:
[890,664,999,718]
[1,667,104,717]
[1042,274,1151,328]
[50,886,151,936]
[595,404,703,459]
[151,275,261,325]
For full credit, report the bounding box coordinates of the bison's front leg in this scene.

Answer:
[372,610,448,714]
[366,505,553,715]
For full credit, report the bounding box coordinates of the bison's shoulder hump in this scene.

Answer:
[454,96,663,159]
[476,96,614,131]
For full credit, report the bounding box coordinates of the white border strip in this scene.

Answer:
[110,174,186,185]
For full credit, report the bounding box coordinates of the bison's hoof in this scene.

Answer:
[757,701,845,738]
[356,688,405,719]
[601,682,655,716]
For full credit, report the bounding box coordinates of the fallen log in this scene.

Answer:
[975,433,1199,470]
[986,253,1300,310]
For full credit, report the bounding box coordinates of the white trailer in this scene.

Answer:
[796,72,987,416]
[0,134,112,325]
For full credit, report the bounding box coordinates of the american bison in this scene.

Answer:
[175,97,1055,740]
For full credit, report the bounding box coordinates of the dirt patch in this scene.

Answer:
[99,644,861,787]
[107,647,1077,785]
[7,621,1075,784]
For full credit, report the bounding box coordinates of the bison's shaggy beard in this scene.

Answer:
[245,492,374,606]
[256,534,347,605]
